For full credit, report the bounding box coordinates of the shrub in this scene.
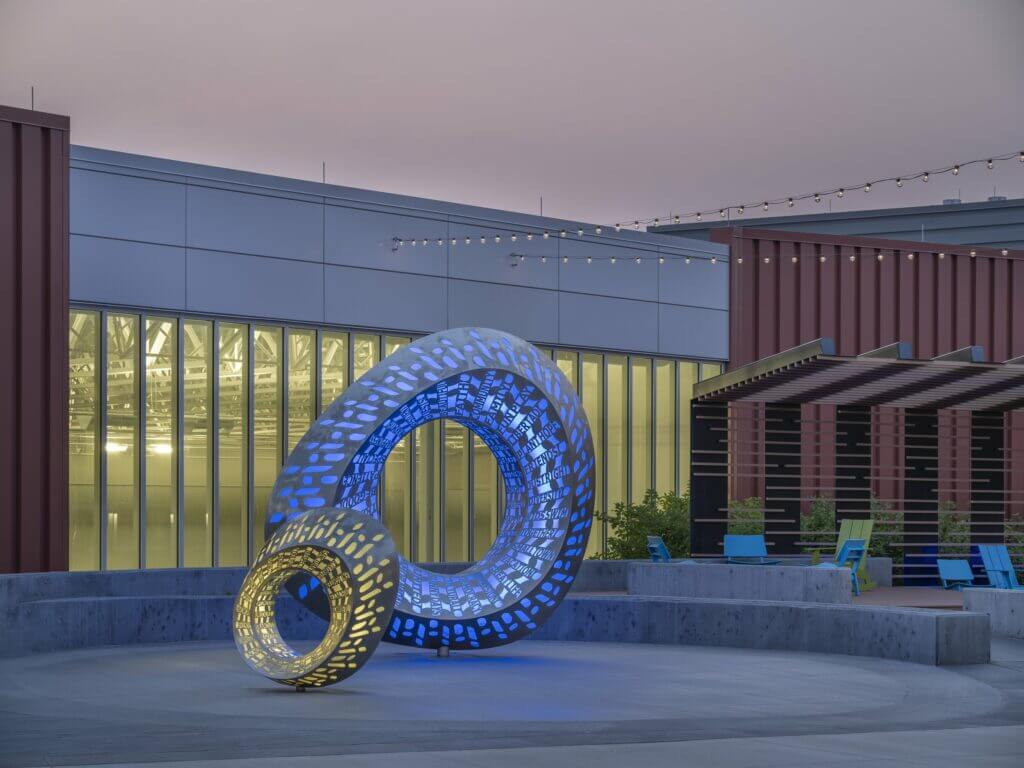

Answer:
[727,497,764,535]
[869,497,902,562]
[593,489,690,560]
[801,496,836,553]
[937,500,970,556]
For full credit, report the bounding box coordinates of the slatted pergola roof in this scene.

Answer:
[692,339,1024,411]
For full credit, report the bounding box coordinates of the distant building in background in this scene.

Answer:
[652,197,1024,250]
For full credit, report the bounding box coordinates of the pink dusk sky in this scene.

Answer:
[2,0,1022,225]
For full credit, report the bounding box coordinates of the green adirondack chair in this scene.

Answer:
[837,518,874,590]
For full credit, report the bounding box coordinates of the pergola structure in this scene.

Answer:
[689,338,1024,583]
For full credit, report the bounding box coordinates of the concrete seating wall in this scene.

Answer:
[963,589,1024,639]
[626,562,852,603]
[533,595,991,666]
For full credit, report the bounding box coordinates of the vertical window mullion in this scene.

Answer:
[211,320,220,567]
[98,310,108,570]
[175,317,185,568]
[246,324,256,564]
[138,314,147,569]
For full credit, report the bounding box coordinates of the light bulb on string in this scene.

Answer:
[659,256,665,264]
[876,251,883,261]
[562,255,568,263]
[987,160,994,170]
[543,231,549,239]
[1019,151,1023,163]
[814,194,821,203]
[787,198,794,207]
[411,239,417,247]
[437,238,443,246]
[710,256,717,264]
[654,218,660,227]
[527,233,533,241]
[610,255,616,264]
[587,255,592,264]
[673,215,680,224]
[465,236,471,245]
[922,172,929,182]
[762,202,768,211]
[737,206,744,215]
[615,223,621,232]
[398,238,404,246]
[864,183,871,193]
[511,234,517,242]
[480,236,485,245]
[952,165,960,176]
[422,239,428,246]
[596,227,602,234]
[837,188,844,198]
[685,256,691,265]
[577,228,583,237]
[451,238,456,246]
[633,221,640,230]
[635,256,641,264]
[896,178,903,187]
[907,252,914,260]
[560,229,567,238]
[719,209,726,218]
[495,235,501,244]
[696,212,702,221]
[541,255,547,263]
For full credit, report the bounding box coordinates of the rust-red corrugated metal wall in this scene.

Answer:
[0,105,70,573]
[713,227,1024,519]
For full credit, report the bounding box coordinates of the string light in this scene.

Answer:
[876,251,884,261]
[907,252,915,260]
[659,255,665,264]
[397,150,1021,255]
[635,256,642,264]
[610,255,616,264]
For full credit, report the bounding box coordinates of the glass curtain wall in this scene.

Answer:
[68,309,718,569]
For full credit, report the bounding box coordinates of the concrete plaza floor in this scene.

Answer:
[2,638,1023,767]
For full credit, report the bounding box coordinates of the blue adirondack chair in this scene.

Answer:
[978,544,1024,590]
[937,559,979,590]
[723,534,781,565]
[817,538,866,596]
[647,535,671,563]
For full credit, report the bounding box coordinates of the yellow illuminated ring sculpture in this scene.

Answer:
[232,507,398,688]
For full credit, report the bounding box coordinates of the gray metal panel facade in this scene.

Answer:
[69,145,729,360]
[653,197,1024,250]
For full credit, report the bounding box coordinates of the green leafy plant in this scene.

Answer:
[868,497,902,563]
[801,496,836,554]
[592,489,690,560]
[727,497,763,535]
[937,500,970,556]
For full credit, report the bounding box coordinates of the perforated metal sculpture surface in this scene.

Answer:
[233,507,398,688]
[235,327,595,686]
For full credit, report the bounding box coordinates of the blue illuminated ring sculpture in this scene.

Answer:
[266,327,595,650]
